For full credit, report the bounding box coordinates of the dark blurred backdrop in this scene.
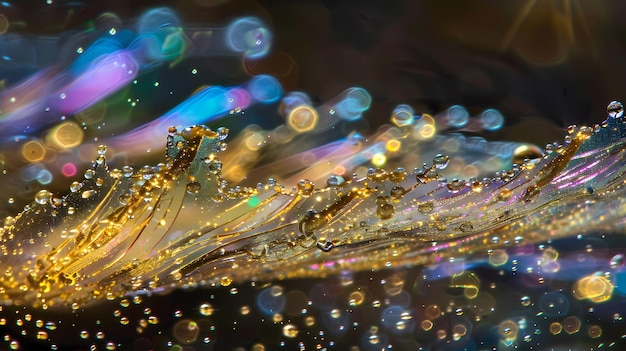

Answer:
[2,0,625,146]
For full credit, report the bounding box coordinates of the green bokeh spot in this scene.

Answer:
[247,196,260,208]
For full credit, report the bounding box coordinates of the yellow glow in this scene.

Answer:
[488,249,509,266]
[288,105,318,132]
[449,271,480,299]
[348,291,365,306]
[371,153,386,167]
[421,320,433,331]
[245,132,264,151]
[385,139,401,152]
[0,14,8,35]
[573,274,614,303]
[419,124,436,139]
[549,322,562,335]
[563,316,581,334]
[45,122,84,149]
[21,140,46,162]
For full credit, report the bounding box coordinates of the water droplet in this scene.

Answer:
[326,175,345,187]
[512,144,543,165]
[447,179,465,193]
[82,190,96,199]
[118,193,131,205]
[417,201,435,214]
[216,127,229,141]
[34,190,52,205]
[297,179,314,196]
[95,155,106,165]
[207,160,222,173]
[110,169,122,179]
[140,165,154,180]
[84,169,95,180]
[70,181,81,193]
[607,100,624,118]
[376,203,394,220]
[610,254,624,269]
[390,185,405,199]
[122,166,134,177]
[186,182,201,194]
[433,154,450,169]
[97,145,108,155]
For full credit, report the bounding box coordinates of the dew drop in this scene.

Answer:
[82,190,96,199]
[432,154,450,169]
[122,166,134,177]
[97,145,108,155]
[297,179,314,196]
[326,175,345,187]
[216,127,229,141]
[390,185,405,199]
[607,100,624,118]
[34,190,52,205]
[446,179,465,193]
[610,254,624,269]
[118,193,131,205]
[84,169,95,180]
[140,165,154,180]
[417,201,435,214]
[186,182,201,194]
[376,203,395,220]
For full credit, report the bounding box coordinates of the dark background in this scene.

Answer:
[3,0,626,146]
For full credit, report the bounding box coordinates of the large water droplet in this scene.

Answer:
[140,165,154,180]
[433,154,450,169]
[84,169,95,180]
[69,181,81,193]
[122,166,134,178]
[326,175,345,187]
[607,100,624,118]
[216,127,229,141]
[34,190,52,205]
[297,179,314,196]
